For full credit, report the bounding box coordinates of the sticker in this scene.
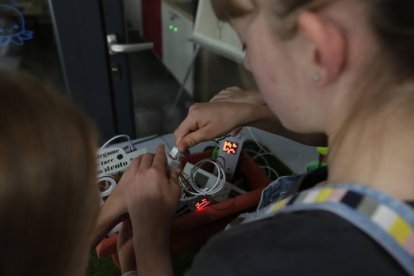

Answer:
[97,147,147,178]
[0,2,33,46]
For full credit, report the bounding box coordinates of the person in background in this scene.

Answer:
[0,72,100,276]
[96,0,414,274]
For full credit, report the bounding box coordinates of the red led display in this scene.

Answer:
[222,141,239,155]
[195,198,210,210]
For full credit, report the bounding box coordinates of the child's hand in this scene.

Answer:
[210,87,264,105]
[116,144,179,276]
[118,144,180,232]
[174,102,257,152]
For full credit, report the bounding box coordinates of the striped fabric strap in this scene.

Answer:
[251,184,414,274]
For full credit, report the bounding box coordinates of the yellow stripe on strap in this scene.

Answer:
[389,217,412,245]
[315,188,334,203]
[269,198,288,213]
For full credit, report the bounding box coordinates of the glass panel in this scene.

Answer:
[0,0,65,95]
[124,0,255,138]
[124,0,194,138]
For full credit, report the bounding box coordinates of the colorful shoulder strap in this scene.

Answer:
[240,184,414,274]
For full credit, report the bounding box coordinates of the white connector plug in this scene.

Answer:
[167,146,182,170]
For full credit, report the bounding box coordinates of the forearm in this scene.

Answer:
[244,104,327,147]
[91,197,128,248]
[133,229,173,276]
[128,206,174,276]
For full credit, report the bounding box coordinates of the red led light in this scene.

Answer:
[195,198,210,210]
[222,141,238,155]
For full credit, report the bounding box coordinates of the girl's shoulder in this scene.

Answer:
[187,209,408,275]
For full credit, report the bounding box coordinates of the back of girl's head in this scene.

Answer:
[212,0,414,82]
[0,72,99,275]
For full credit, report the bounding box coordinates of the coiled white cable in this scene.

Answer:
[97,176,117,198]
[180,158,226,196]
[99,134,135,152]
[244,148,280,179]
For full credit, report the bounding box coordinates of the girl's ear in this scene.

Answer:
[297,11,346,85]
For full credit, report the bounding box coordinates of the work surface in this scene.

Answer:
[111,128,317,174]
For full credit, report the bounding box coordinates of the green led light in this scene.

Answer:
[174,27,178,32]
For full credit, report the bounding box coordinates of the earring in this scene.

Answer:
[312,72,321,83]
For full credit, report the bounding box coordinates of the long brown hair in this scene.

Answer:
[0,72,99,275]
